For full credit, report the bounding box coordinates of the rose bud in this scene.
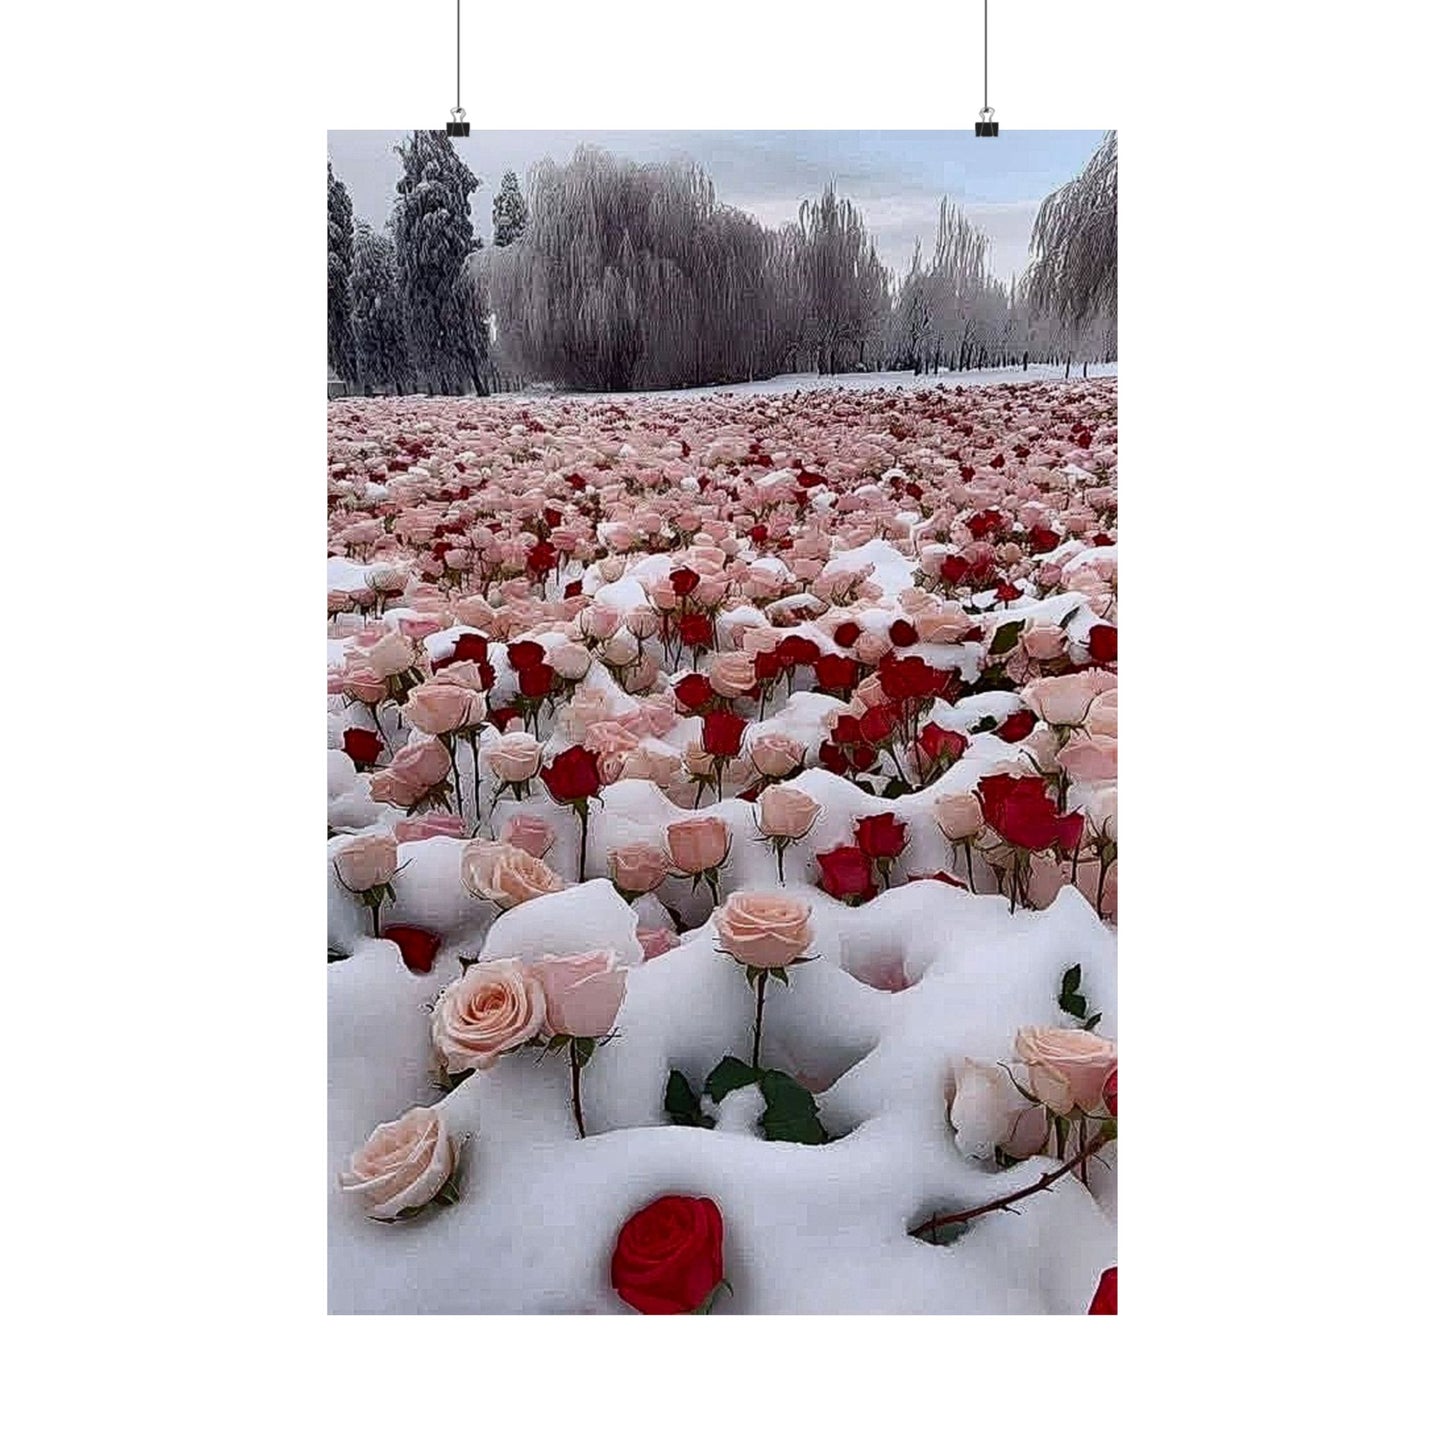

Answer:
[816,844,877,904]
[333,833,398,893]
[716,891,814,969]
[666,815,730,874]
[758,784,822,840]
[854,812,908,860]
[701,709,747,758]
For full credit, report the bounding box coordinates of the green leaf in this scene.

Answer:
[664,1069,713,1129]
[989,620,1025,656]
[1059,605,1080,628]
[705,1055,761,1103]
[758,1071,828,1145]
[1060,992,1088,1020]
[1060,964,1082,999]
[1084,1012,1103,1031]
[573,1037,597,1066]
[881,777,912,799]
[971,715,998,734]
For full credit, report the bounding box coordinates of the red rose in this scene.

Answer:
[673,673,715,714]
[507,640,546,672]
[488,705,520,732]
[542,506,562,529]
[854,812,908,860]
[1104,1068,1118,1118]
[751,649,782,683]
[818,740,849,774]
[381,925,441,975]
[1088,624,1118,664]
[540,745,603,804]
[670,566,701,598]
[1088,1265,1117,1315]
[678,613,714,649]
[918,722,967,767]
[517,663,556,700]
[833,620,862,648]
[940,553,968,586]
[701,709,747,758]
[341,728,384,767]
[817,845,877,903]
[977,773,1067,852]
[526,540,558,576]
[1055,809,1086,854]
[1029,525,1062,552]
[813,653,860,694]
[878,652,946,703]
[611,1195,725,1314]
[888,618,919,647]
[831,714,863,746]
[994,581,1022,602]
[775,635,820,671]
[449,632,495,687]
[994,709,1037,743]
[858,705,897,745]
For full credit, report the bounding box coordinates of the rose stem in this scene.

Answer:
[1096,854,1111,917]
[909,1129,1111,1239]
[369,900,382,938]
[964,839,975,890]
[776,843,786,885]
[469,734,481,823]
[751,971,768,1070]
[569,1039,587,1138]
[577,802,589,883]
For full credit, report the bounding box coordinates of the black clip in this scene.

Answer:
[446,108,469,138]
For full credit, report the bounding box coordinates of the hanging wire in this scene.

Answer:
[447,0,469,133]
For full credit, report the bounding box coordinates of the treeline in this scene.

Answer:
[327,133,1117,396]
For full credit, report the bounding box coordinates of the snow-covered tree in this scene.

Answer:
[796,184,890,374]
[492,170,528,247]
[1023,131,1118,364]
[391,131,483,394]
[327,162,358,386]
[350,223,414,395]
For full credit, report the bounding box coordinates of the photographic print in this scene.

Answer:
[326,129,1118,1314]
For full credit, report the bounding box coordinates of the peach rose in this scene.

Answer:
[666,815,730,873]
[388,737,452,790]
[460,840,565,908]
[636,926,680,960]
[394,813,468,843]
[339,1106,458,1219]
[1015,1026,1118,1114]
[1057,735,1117,783]
[758,784,821,840]
[550,641,593,681]
[1020,674,1099,728]
[487,732,542,783]
[609,841,673,895]
[750,734,804,779]
[501,813,556,859]
[402,682,474,735]
[333,833,398,893]
[933,792,984,842]
[709,652,756,699]
[526,949,627,1039]
[366,631,417,678]
[1022,622,1068,661]
[431,960,546,1072]
[716,891,814,969]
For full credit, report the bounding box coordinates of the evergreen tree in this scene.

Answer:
[350,224,414,395]
[327,162,358,385]
[391,131,483,394]
[492,170,528,246]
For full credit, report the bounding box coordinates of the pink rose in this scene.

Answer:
[431,660,487,691]
[394,813,468,843]
[460,840,565,908]
[749,734,804,779]
[636,926,680,960]
[487,732,542,783]
[715,891,814,969]
[388,737,452,790]
[580,603,622,640]
[431,960,546,1072]
[1022,622,1068,661]
[709,652,756,699]
[527,949,627,1039]
[609,842,673,895]
[1020,674,1099,728]
[1015,1027,1118,1114]
[934,792,984,842]
[1057,735,1117,782]
[666,816,730,874]
[339,1106,458,1220]
[501,813,556,859]
[550,641,593,681]
[332,833,398,892]
[758,784,822,840]
[366,632,418,679]
[402,682,474,735]
[948,1060,1051,1161]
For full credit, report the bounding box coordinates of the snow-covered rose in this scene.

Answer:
[666,816,730,873]
[749,734,804,779]
[367,632,418,678]
[527,950,627,1039]
[948,1059,1050,1161]
[709,652,756,699]
[758,784,821,839]
[460,840,565,908]
[333,833,398,893]
[340,1106,457,1220]
[934,792,984,842]
[487,732,542,783]
[431,960,546,1072]
[550,642,593,681]
[402,682,473,735]
[1015,1027,1118,1114]
[716,891,814,969]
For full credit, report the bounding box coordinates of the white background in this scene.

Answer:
[3,0,1438,1438]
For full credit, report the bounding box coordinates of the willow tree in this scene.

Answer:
[327,162,358,387]
[1023,132,1118,366]
[796,184,890,374]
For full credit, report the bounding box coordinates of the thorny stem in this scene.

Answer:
[909,1129,1111,1239]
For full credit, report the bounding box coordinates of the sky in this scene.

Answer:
[327,130,1106,286]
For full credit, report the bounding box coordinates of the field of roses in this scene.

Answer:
[327,378,1119,1314]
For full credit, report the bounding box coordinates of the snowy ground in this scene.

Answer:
[508,362,1117,405]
